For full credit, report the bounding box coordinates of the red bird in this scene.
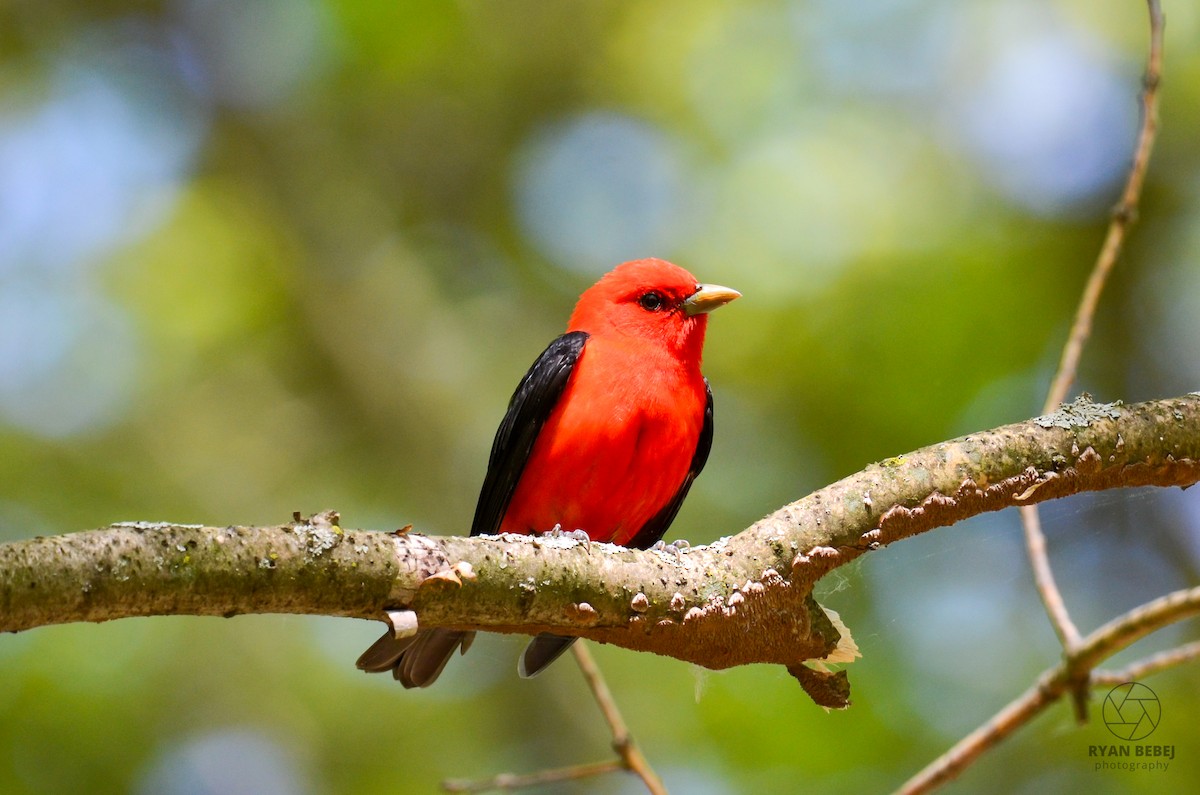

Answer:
[357,258,739,686]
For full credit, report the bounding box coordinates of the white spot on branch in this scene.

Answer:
[386,609,419,639]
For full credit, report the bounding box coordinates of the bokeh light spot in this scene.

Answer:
[949,15,1136,215]
[135,729,310,795]
[174,0,334,110]
[512,112,687,275]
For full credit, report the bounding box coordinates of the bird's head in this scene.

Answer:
[567,258,740,362]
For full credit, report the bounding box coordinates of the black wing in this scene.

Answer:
[624,379,714,550]
[470,330,589,537]
[520,379,714,679]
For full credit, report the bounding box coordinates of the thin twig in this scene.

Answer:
[906,4,1170,792]
[1020,0,1165,674]
[1093,640,1200,686]
[443,760,624,793]
[572,641,668,794]
[1072,586,1200,674]
[896,674,1061,795]
[1042,0,1164,411]
[438,643,666,793]
[1019,505,1082,649]
[898,585,1200,795]
[441,643,668,793]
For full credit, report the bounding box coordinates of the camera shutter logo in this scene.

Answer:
[1102,682,1160,741]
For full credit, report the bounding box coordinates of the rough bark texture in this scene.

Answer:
[2,394,1198,702]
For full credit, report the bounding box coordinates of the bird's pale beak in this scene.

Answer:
[683,283,741,316]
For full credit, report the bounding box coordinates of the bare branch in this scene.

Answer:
[896,673,1059,795]
[570,642,666,794]
[442,759,624,793]
[438,643,665,793]
[907,4,1173,788]
[1042,0,1164,410]
[1021,0,1166,658]
[2,394,1198,695]
[898,585,1200,795]
[1019,504,1083,649]
[1093,640,1200,685]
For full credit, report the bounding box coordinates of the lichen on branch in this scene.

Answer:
[1,394,1198,707]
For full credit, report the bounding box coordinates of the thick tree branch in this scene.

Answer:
[2,393,1198,703]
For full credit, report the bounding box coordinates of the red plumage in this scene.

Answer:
[357,258,738,686]
[502,259,715,545]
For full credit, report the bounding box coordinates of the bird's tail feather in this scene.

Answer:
[356,628,476,688]
[518,634,577,678]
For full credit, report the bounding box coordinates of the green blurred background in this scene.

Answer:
[2,1,1199,792]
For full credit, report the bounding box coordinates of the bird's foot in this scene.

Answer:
[650,538,691,557]
[540,524,592,552]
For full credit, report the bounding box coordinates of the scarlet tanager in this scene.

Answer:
[357,258,739,687]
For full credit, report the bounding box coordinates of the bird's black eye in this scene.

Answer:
[638,291,666,312]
